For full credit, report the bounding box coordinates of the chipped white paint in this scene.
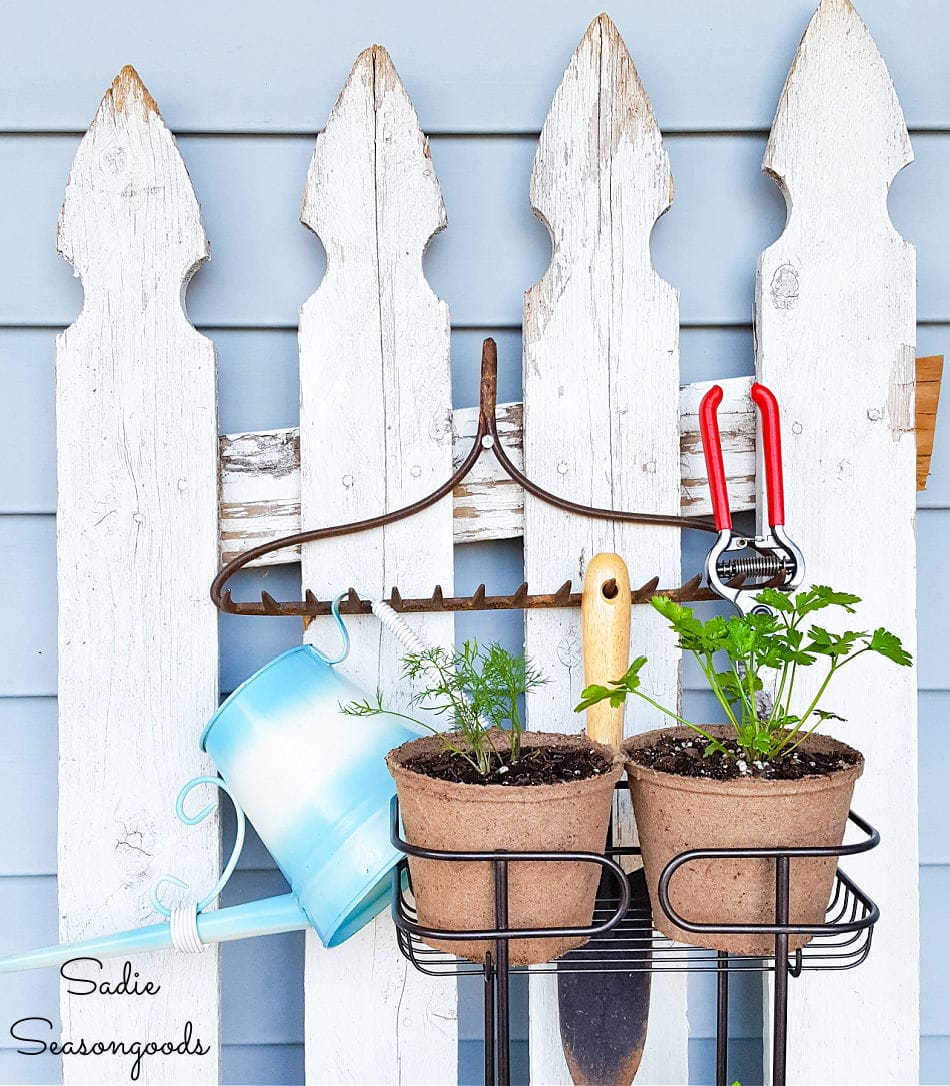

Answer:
[217,377,756,566]
[297,46,458,1084]
[757,2,918,1082]
[219,429,302,564]
[452,401,525,543]
[522,16,687,1085]
[56,67,219,1084]
[680,377,755,516]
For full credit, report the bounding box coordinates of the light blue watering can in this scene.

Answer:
[0,599,428,973]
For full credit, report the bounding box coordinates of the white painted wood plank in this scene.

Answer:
[217,376,755,565]
[55,67,220,1084]
[522,17,688,1085]
[219,429,302,565]
[297,46,458,1085]
[757,3,918,1081]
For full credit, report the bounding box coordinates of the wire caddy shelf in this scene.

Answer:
[390,794,880,1086]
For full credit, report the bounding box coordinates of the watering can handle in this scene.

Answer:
[150,776,247,929]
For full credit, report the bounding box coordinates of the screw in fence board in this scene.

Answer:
[55,67,220,1084]
[522,16,688,1086]
[297,46,458,1085]
[756,2,918,1082]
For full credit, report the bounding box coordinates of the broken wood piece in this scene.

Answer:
[916,355,943,490]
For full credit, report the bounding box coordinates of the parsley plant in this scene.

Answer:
[575,586,911,765]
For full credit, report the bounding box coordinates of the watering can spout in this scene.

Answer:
[0,893,309,975]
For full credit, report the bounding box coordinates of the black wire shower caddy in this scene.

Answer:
[390,795,880,1086]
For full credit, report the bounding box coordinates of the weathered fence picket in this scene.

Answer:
[756,1,918,1081]
[56,67,220,1083]
[297,46,459,1085]
[521,16,688,1085]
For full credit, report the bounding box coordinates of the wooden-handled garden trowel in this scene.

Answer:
[557,552,652,1085]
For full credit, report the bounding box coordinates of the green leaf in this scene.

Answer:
[867,627,913,667]
[805,626,865,659]
[795,585,862,617]
[814,709,846,723]
[651,597,732,655]
[704,737,729,757]
[715,669,762,705]
[575,684,615,713]
[339,690,385,717]
[650,595,694,625]
[614,656,649,690]
[737,724,757,748]
[725,617,759,657]
[755,586,796,613]
[752,732,774,754]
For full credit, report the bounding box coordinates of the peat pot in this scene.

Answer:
[623,726,864,955]
[387,731,623,965]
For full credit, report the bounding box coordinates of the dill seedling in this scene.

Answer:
[343,641,545,776]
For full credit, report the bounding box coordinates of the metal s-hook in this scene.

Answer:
[150,775,247,919]
[307,592,351,665]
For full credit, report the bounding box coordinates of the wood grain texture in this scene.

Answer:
[580,553,631,749]
[522,17,688,1085]
[55,67,220,1083]
[297,46,458,1085]
[757,2,918,1081]
[217,376,756,566]
[916,355,943,489]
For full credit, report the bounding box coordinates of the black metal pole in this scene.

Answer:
[484,952,496,1086]
[773,856,790,1086]
[494,858,511,1086]
[716,951,729,1086]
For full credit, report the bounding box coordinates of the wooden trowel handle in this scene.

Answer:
[582,553,632,749]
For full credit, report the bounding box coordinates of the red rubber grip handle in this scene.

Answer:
[751,382,785,527]
[699,385,731,531]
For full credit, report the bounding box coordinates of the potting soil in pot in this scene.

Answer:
[388,730,623,965]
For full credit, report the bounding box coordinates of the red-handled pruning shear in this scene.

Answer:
[699,383,805,617]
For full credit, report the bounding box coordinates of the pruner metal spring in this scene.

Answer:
[716,553,795,581]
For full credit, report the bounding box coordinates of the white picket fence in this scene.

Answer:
[53,2,918,1083]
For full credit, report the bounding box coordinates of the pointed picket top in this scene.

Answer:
[756,3,918,1079]
[529,12,671,280]
[297,45,456,1086]
[524,14,687,1086]
[58,65,208,291]
[302,44,446,269]
[55,67,219,1082]
[764,0,912,208]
